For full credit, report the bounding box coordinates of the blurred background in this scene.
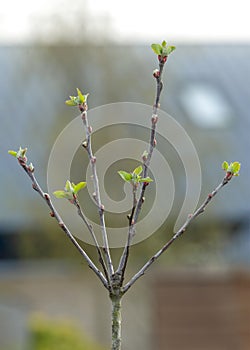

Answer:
[1,0,250,349]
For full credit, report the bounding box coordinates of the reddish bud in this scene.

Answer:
[50,212,55,217]
[226,172,233,180]
[91,156,96,164]
[88,126,93,134]
[153,69,160,78]
[44,193,50,200]
[153,138,157,147]
[158,55,167,63]
[153,103,160,109]
[32,183,38,192]
[151,115,158,124]
[18,156,27,165]
[79,105,85,113]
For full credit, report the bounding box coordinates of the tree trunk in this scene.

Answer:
[111,294,122,350]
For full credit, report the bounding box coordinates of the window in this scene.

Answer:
[180,83,232,128]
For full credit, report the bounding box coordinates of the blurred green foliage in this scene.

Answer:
[30,314,106,350]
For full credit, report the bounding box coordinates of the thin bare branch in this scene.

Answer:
[80,105,114,278]
[117,60,166,277]
[117,183,138,282]
[73,198,110,284]
[18,159,109,290]
[122,175,232,293]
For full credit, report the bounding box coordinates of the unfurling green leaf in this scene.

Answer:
[73,181,87,194]
[65,89,89,107]
[53,190,70,199]
[77,88,85,103]
[166,46,176,55]
[139,177,153,183]
[10,146,28,159]
[53,180,87,201]
[228,161,241,176]
[133,165,143,176]
[18,147,27,158]
[65,99,77,106]
[65,180,73,193]
[151,44,162,55]
[77,88,89,104]
[151,41,176,58]
[222,161,241,176]
[119,166,153,185]
[222,161,229,171]
[8,150,18,157]
[118,171,133,182]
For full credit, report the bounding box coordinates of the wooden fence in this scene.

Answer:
[153,270,250,350]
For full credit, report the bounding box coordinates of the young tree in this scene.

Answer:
[9,41,240,350]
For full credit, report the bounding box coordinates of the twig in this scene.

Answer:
[18,158,109,290]
[80,104,114,278]
[117,59,166,277]
[117,183,138,282]
[73,198,110,285]
[122,175,232,293]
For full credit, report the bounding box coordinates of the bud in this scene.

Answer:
[153,69,160,78]
[226,172,233,180]
[79,105,85,113]
[32,183,38,191]
[91,156,96,164]
[142,150,148,162]
[151,115,158,124]
[28,163,34,172]
[81,111,87,120]
[158,55,167,63]
[88,126,93,134]
[18,156,27,165]
[82,140,88,148]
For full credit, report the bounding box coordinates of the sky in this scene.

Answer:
[0,0,250,44]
